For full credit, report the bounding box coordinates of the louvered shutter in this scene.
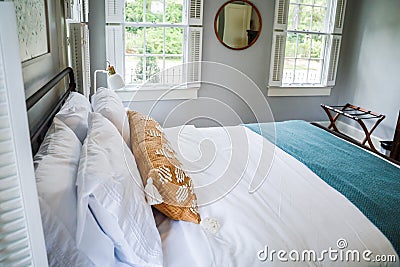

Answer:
[186,27,203,87]
[187,0,203,87]
[81,0,89,23]
[269,31,287,87]
[106,25,124,77]
[68,23,91,97]
[68,23,83,92]
[269,0,289,87]
[273,0,290,30]
[188,0,203,26]
[65,0,81,22]
[326,35,342,86]
[0,4,48,266]
[82,24,91,97]
[333,0,347,34]
[64,0,73,20]
[105,0,124,23]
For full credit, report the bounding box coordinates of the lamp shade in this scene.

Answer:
[107,73,125,90]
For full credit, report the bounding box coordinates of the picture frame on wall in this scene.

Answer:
[6,0,50,63]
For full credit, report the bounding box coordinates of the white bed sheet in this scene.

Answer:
[160,125,398,266]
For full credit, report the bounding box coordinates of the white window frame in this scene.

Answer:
[105,0,203,101]
[268,0,347,97]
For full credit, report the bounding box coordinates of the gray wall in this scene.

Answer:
[90,0,339,127]
[335,0,400,140]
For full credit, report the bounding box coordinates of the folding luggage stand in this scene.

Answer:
[321,103,385,152]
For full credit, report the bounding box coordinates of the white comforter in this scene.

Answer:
[160,125,398,267]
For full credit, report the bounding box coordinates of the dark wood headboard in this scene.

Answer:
[26,67,76,154]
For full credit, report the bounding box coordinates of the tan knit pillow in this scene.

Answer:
[127,110,201,224]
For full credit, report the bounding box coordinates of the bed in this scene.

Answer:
[1,2,398,265]
[160,123,400,266]
[17,66,399,267]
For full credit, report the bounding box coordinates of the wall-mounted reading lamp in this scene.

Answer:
[93,61,125,93]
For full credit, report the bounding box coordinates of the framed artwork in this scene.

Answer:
[8,0,50,62]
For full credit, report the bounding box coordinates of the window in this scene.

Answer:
[269,0,346,93]
[105,0,203,89]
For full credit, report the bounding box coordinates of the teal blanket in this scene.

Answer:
[245,120,400,254]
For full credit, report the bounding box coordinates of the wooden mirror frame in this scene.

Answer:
[214,0,262,51]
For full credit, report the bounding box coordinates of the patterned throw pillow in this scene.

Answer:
[127,110,201,224]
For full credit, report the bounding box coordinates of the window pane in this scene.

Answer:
[285,32,297,58]
[125,27,144,54]
[314,0,327,7]
[287,4,299,30]
[312,7,326,32]
[164,56,183,84]
[146,56,163,83]
[300,0,313,4]
[126,0,144,22]
[125,56,144,84]
[308,59,323,84]
[146,0,164,23]
[283,58,295,84]
[125,56,162,84]
[297,33,311,58]
[165,0,183,23]
[146,27,164,54]
[310,34,324,58]
[294,59,309,83]
[165,27,183,55]
[298,5,312,31]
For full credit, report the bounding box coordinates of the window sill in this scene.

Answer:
[114,86,199,102]
[267,86,332,97]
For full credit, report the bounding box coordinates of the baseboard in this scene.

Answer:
[314,121,382,150]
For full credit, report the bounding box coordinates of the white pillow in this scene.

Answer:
[38,197,94,267]
[34,117,81,237]
[56,92,91,143]
[91,87,130,145]
[76,112,163,266]
[64,91,91,110]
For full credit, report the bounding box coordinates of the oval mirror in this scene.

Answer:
[214,0,262,50]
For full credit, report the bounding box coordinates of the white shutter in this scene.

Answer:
[269,0,289,87]
[81,0,89,23]
[273,0,290,30]
[0,4,48,266]
[65,0,81,22]
[105,0,124,23]
[269,31,287,87]
[326,35,342,86]
[186,27,203,86]
[68,23,82,92]
[106,25,124,78]
[65,0,89,22]
[82,25,91,97]
[333,0,347,34]
[188,0,203,26]
[64,0,73,20]
[68,23,91,97]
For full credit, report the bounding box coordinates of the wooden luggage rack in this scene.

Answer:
[321,103,385,152]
